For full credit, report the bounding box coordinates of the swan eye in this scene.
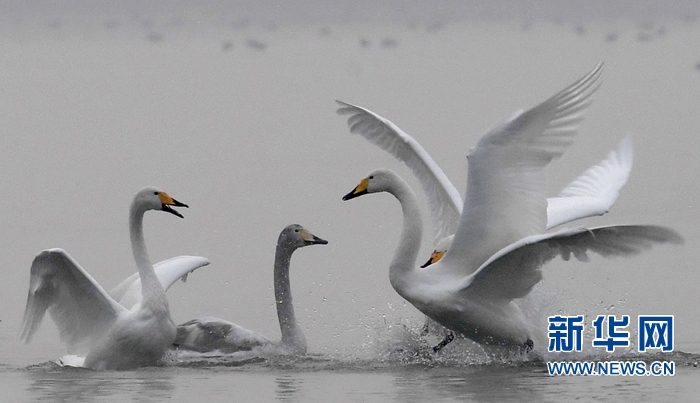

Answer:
[153,191,159,196]
[294,229,299,232]
[369,175,374,179]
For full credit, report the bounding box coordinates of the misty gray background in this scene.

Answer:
[0,1,698,369]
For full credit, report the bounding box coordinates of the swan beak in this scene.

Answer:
[159,192,189,218]
[420,250,446,268]
[342,178,369,201]
[301,229,328,245]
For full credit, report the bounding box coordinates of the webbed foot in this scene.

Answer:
[432,332,455,353]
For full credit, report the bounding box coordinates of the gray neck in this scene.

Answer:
[386,176,423,296]
[129,203,168,311]
[274,238,306,352]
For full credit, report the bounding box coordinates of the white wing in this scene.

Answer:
[461,225,683,302]
[20,249,127,356]
[439,63,603,276]
[110,256,211,310]
[547,136,633,229]
[336,100,463,244]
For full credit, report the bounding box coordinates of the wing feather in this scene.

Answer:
[175,317,272,353]
[110,256,211,310]
[547,136,633,228]
[463,225,683,302]
[20,249,126,355]
[439,63,604,275]
[337,100,463,244]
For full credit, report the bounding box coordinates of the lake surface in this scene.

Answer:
[1,1,699,401]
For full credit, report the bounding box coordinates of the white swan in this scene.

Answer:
[342,66,683,350]
[20,187,202,370]
[174,224,328,356]
[339,63,628,341]
[336,62,632,265]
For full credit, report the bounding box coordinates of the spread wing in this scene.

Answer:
[547,137,633,229]
[110,256,211,310]
[461,225,683,303]
[336,100,463,244]
[438,63,603,277]
[20,248,127,355]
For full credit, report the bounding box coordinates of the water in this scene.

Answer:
[2,1,700,401]
[3,351,700,402]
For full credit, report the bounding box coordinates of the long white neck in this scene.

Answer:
[274,239,306,353]
[385,176,423,297]
[130,203,168,312]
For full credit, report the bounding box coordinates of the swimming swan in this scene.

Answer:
[342,67,683,350]
[336,63,632,266]
[20,187,200,370]
[174,224,328,356]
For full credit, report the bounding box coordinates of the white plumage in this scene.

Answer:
[21,187,208,370]
[342,65,682,350]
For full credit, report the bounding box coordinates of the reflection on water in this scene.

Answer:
[393,365,548,403]
[275,375,304,402]
[11,351,700,403]
[26,363,174,403]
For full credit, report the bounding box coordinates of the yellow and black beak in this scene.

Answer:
[342,178,369,201]
[301,229,328,245]
[159,192,189,218]
[420,250,446,268]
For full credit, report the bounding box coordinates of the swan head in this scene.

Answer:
[279,224,328,248]
[134,186,189,218]
[342,169,399,201]
[420,234,454,268]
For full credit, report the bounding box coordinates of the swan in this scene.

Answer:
[20,187,201,370]
[341,66,683,351]
[339,62,628,343]
[336,62,632,266]
[174,224,328,356]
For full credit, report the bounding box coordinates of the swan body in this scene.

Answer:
[21,187,196,370]
[345,170,682,349]
[337,62,631,261]
[342,65,683,349]
[174,224,328,356]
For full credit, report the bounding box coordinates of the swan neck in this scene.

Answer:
[387,178,423,293]
[274,239,306,351]
[130,203,167,309]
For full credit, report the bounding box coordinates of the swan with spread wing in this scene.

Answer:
[341,65,682,350]
[21,187,208,369]
[336,63,632,267]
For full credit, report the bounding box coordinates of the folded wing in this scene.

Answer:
[175,317,272,353]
